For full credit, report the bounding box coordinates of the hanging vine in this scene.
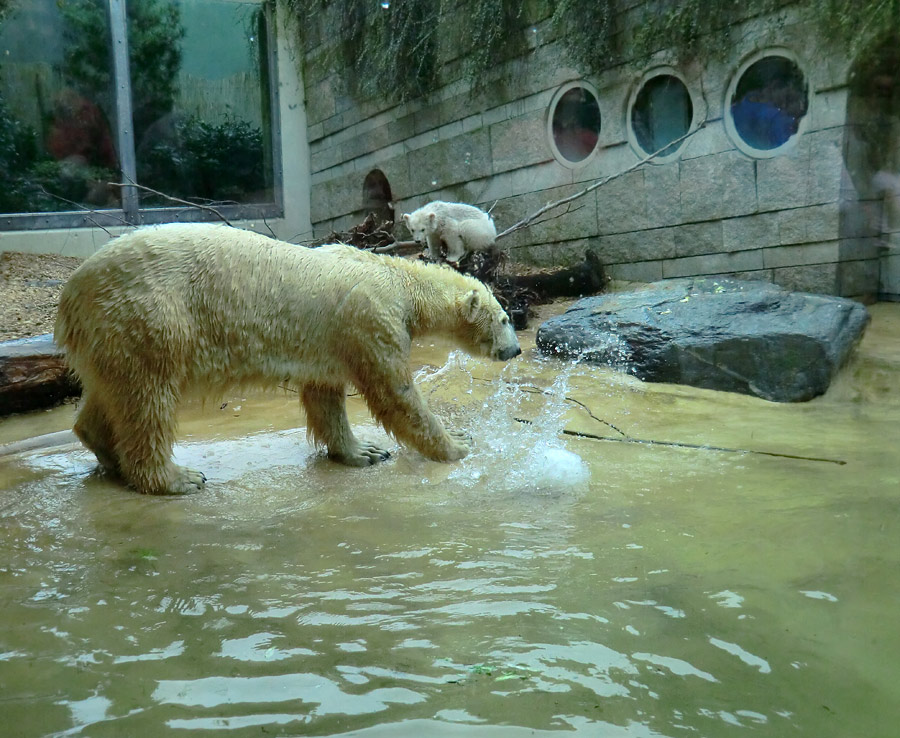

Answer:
[278,0,900,105]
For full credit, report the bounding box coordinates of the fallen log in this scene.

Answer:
[0,334,80,416]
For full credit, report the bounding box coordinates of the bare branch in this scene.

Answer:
[108,178,234,226]
[495,122,707,241]
[36,186,129,235]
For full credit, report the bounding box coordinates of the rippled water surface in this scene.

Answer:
[1,303,899,738]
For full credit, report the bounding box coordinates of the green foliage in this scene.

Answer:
[551,0,618,74]
[0,94,118,213]
[0,94,41,212]
[815,0,900,60]
[58,0,184,136]
[466,0,526,90]
[139,117,266,204]
[281,0,900,107]
[282,0,443,101]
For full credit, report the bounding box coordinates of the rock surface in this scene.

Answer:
[536,278,870,402]
[0,334,80,415]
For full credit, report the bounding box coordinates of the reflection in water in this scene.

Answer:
[0,305,899,736]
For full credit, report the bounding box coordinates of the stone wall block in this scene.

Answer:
[490,109,549,174]
[773,263,839,294]
[595,169,648,235]
[806,128,845,206]
[310,172,358,222]
[510,238,591,268]
[673,221,725,257]
[606,259,664,284]
[763,241,840,269]
[777,202,841,245]
[644,163,682,227]
[723,212,780,252]
[839,236,881,261]
[680,152,758,222]
[407,129,493,195]
[663,249,764,278]
[310,145,344,175]
[757,141,810,211]
[839,258,880,298]
[598,228,676,264]
[305,78,338,126]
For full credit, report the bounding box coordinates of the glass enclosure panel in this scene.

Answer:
[133,0,274,208]
[0,0,120,215]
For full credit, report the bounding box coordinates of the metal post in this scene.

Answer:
[107,0,139,221]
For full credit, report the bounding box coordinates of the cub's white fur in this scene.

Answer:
[402,201,497,262]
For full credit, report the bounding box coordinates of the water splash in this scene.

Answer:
[416,352,590,493]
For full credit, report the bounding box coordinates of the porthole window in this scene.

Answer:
[548,81,602,167]
[628,70,694,161]
[726,50,809,157]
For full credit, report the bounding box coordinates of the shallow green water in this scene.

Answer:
[1,304,898,738]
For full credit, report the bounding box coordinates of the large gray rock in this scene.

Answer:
[536,278,870,402]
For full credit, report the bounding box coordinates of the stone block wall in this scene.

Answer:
[301,4,882,300]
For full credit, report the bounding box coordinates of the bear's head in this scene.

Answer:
[457,286,521,362]
[402,211,435,245]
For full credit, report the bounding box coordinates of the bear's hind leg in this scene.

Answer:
[301,384,390,466]
[111,387,205,495]
[73,392,120,474]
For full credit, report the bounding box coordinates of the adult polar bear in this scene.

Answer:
[55,223,521,495]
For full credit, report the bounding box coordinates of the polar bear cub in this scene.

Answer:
[403,201,497,262]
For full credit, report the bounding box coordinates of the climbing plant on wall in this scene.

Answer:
[279,0,900,104]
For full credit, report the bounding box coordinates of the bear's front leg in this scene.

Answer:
[301,384,391,466]
[424,232,444,260]
[357,370,471,462]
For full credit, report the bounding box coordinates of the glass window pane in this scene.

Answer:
[632,74,692,157]
[730,55,808,151]
[551,85,601,164]
[132,0,274,208]
[0,0,120,215]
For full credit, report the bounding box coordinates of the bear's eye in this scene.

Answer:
[501,316,509,326]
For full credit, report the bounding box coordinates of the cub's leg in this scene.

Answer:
[424,231,444,260]
[301,383,391,466]
[73,392,120,474]
[109,383,205,495]
[355,367,470,462]
[443,223,467,263]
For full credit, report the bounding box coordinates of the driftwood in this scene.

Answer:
[0,334,79,416]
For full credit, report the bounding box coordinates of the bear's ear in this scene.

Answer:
[462,289,481,321]
[428,212,437,223]
[402,213,410,224]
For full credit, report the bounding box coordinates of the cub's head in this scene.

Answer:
[456,286,521,362]
[402,211,436,245]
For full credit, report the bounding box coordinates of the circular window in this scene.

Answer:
[726,51,809,156]
[629,71,694,161]
[548,82,602,167]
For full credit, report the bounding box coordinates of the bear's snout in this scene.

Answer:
[497,345,522,361]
